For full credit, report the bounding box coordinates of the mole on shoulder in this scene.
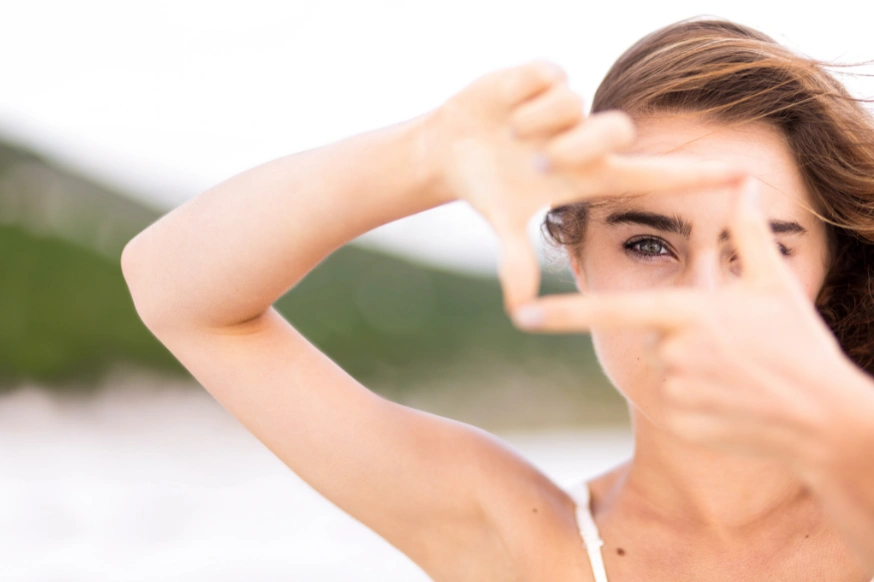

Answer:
[616,547,626,556]
[532,507,538,513]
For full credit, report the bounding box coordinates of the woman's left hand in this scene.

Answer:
[511,177,874,565]
[509,176,870,472]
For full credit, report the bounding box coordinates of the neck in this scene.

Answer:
[614,408,819,541]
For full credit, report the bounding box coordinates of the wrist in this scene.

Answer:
[409,107,457,208]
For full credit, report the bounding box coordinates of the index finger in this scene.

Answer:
[496,225,542,314]
[511,289,704,333]
[600,154,745,196]
[499,60,567,109]
[547,154,745,208]
[730,177,794,286]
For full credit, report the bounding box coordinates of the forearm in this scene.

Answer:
[121,111,450,330]
[800,362,874,569]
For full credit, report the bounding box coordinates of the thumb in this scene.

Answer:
[497,228,541,314]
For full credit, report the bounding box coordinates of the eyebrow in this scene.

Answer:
[605,210,692,236]
[604,210,807,239]
[767,220,808,235]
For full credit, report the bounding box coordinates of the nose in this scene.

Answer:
[678,248,737,291]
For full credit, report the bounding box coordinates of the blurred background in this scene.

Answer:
[2,1,872,580]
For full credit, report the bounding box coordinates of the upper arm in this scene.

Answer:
[141,306,534,575]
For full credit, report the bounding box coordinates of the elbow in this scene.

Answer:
[121,235,169,333]
[119,236,138,285]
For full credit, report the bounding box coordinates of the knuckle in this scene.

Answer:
[661,377,681,403]
[511,86,581,137]
[543,134,573,167]
[508,108,533,135]
[502,60,564,104]
[526,59,567,84]
[658,340,686,371]
[594,110,636,146]
[596,158,623,191]
[661,376,692,407]
[557,89,585,121]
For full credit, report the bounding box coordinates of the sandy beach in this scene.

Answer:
[0,378,632,582]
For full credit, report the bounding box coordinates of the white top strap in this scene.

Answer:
[570,481,609,582]
[571,481,874,582]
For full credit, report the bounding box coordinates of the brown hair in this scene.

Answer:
[543,17,874,373]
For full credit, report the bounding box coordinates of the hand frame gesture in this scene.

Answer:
[512,178,859,466]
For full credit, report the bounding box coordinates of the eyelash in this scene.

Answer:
[623,236,674,260]
[622,236,793,260]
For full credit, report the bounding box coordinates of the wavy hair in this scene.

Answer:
[543,18,874,373]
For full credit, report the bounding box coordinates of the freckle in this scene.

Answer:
[532,508,538,513]
[805,534,809,539]
[617,547,626,556]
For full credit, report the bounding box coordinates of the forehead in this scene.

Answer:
[595,114,816,224]
[630,114,795,166]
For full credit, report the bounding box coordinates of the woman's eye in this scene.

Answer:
[729,244,793,261]
[624,237,671,258]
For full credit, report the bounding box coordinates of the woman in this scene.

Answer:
[121,17,874,581]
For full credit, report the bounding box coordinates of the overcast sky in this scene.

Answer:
[4,0,873,274]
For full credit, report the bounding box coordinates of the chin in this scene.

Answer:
[592,330,663,423]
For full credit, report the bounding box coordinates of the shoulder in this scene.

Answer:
[425,428,616,582]
[463,433,596,580]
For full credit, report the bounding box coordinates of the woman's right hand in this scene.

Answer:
[419,60,742,312]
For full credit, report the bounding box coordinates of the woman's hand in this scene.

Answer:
[420,60,741,311]
[510,178,874,567]
[510,178,864,464]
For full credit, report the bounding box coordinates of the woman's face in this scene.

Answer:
[570,115,831,421]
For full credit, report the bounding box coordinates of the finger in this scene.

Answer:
[545,155,744,209]
[496,228,542,314]
[590,154,744,198]
[545,110,635,167]
[510,84,584,139]
[729,177,792,285]
[499,59,567,109]
[663,408,724,447]
[644,330,665,374]
[511,290,702,333]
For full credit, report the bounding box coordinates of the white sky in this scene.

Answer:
[3,0,873,274]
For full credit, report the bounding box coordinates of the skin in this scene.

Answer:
[540,116,867,578]
[120,60,874,580]
[516,116,874,577]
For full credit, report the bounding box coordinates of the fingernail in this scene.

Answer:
[513,305,544,329]
[533,152,551,173]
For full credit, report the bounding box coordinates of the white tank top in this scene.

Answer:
[568,480,609,582]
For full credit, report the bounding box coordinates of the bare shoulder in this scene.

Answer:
[445,426,599,581]
[422,423,595,581]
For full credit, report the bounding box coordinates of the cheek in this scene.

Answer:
[593,330,672,425]
[592,329,655,404]
[790,248,830,301]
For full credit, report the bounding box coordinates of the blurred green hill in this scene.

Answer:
[0,137,624,425]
